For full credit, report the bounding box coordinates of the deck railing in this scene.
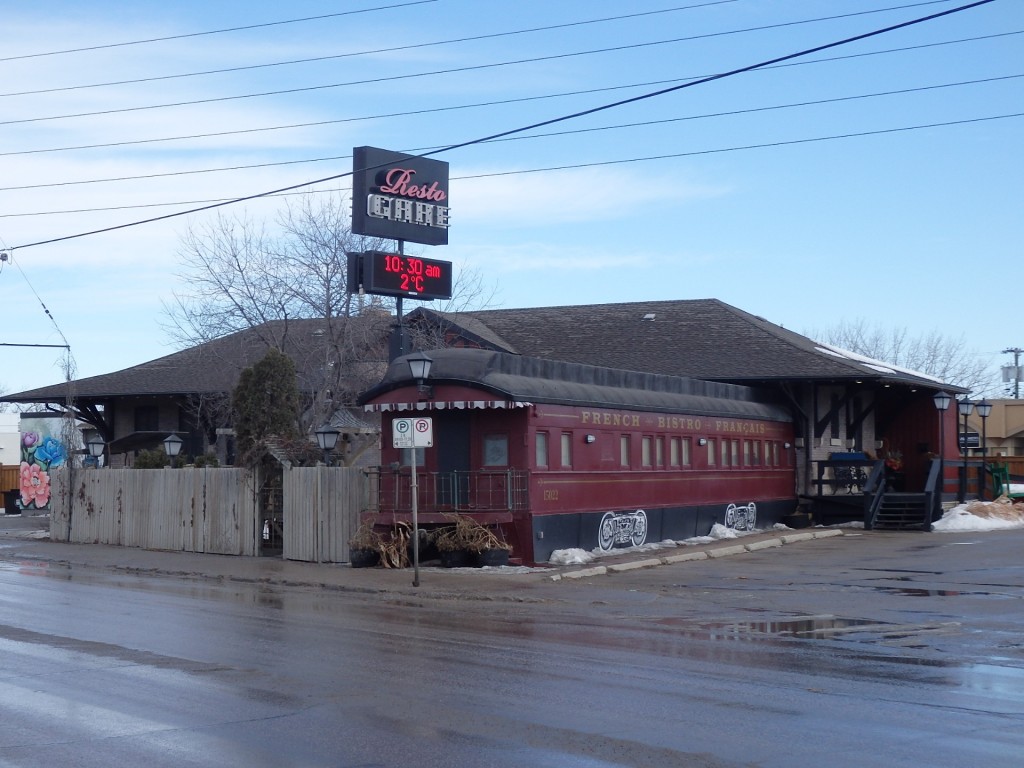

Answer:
[366,468,531,515]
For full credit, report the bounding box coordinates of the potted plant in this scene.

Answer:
[348,518,382,568]
[433,514,511,568]
[432,522,473,568]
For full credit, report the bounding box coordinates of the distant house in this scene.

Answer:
[2,316,387,467]
[967,399,1024,458]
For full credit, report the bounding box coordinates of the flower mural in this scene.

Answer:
[20,462,50,509]
[18,423,67,512]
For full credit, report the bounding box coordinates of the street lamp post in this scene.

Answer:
[957,398,974,503]
[163,434,183,467]
[933,391,951,509]
[976,399,992,500]
[314,425,340,466]
[405,352,433,588]
[86,438,105,468]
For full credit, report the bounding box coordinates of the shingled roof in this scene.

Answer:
[412,299,945,389]
[3,315,389,403]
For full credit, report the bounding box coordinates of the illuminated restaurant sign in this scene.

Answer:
[351,146,450,246]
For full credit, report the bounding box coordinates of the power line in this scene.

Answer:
[7,28,1017,164]
[3,28,1014,160]
[0,2,737,98]
[2,73,1018,194]
[2,111,1019,220]
[6,0,999,252]
[452,113,1024,180]
[0,0,439,62]
[0,1,976,128]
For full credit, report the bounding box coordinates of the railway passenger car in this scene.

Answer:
[359,349,796,565]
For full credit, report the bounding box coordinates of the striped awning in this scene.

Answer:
[363,400,532,412]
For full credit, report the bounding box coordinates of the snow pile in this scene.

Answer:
[549,524,764,564]
[548,548,597,566]
[932,499,1024,532]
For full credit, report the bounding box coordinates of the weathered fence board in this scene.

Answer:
[283,467,367,563]
[51,466,364,561]
[52,468,259,556]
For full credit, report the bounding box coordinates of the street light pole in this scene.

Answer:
[957,398,974,503]
[933,392,951,512]
[976,399,992,500]
[405,352,433,588]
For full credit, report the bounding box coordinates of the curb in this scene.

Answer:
[549,529,847,581]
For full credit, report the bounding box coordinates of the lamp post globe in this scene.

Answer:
[163,434,184,460]
[315,425,340,466]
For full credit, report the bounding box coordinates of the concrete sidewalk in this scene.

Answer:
[0,513,846,599]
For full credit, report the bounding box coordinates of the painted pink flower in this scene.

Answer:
[19,461,50,508]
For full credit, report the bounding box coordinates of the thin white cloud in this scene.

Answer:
[451,165,728,226]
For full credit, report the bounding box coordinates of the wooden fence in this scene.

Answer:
[283,467,366,563]
[51,466,367,562]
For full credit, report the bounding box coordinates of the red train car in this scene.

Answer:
[359,349,796,565]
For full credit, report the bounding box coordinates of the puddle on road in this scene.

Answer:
[873,587,1003,598]
[656,615,890,640]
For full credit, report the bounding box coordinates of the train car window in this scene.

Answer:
[721,440,729,467]
[707,439,716,466]
[731,440,741,467]
[682,438,691,467]
[619,435,630,467]
[655,436,665,468]
[743,441,752,466]
[669,437,680,467]
[535,432,549,468]
[772,442,780,466]
[561,433,572,468]
[483,434,509,466]
[400,447,425,466]
[641,436,653,467]
[752,441,761,466]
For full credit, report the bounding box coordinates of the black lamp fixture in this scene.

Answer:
[86,437,105,467]
[315,424,340,466]
[976,399,992,497]
[407,351,434,396]
[163,434,184,461]
[956,398,974,502]
[933,391,951,507]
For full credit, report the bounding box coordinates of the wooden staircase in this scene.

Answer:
[866,492,931,531]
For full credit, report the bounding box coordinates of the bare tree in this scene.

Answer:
[809,319,997,395]
[163,192,496,433]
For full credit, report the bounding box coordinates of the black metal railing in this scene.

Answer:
[862,461,886,528]
[366,468,530,514]
[814,459,875,496]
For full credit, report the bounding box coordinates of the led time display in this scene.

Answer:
[349,251,453,301]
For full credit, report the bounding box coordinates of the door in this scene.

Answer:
[437,411,471,508]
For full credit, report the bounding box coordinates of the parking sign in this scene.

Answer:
[392,417,433,448]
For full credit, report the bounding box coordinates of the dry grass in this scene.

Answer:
[965,497,1024,522]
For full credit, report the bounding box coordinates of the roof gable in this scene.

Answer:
[412,299,944,388]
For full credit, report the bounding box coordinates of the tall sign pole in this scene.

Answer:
[392,417,434,587]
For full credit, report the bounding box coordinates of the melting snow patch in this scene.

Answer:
[932,500,1024,532]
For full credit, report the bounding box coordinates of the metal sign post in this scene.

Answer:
[392,417,434,586]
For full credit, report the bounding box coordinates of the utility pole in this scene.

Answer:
[1003,347,1023,399]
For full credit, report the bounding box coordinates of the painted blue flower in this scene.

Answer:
[33,436,66,467]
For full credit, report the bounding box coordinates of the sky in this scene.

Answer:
[1,0,1021,398]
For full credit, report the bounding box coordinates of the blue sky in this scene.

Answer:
[1,0,1020,396]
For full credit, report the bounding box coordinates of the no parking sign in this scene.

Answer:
[392,417,434,448]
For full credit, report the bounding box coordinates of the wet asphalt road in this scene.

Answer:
[0,520,1022,767]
